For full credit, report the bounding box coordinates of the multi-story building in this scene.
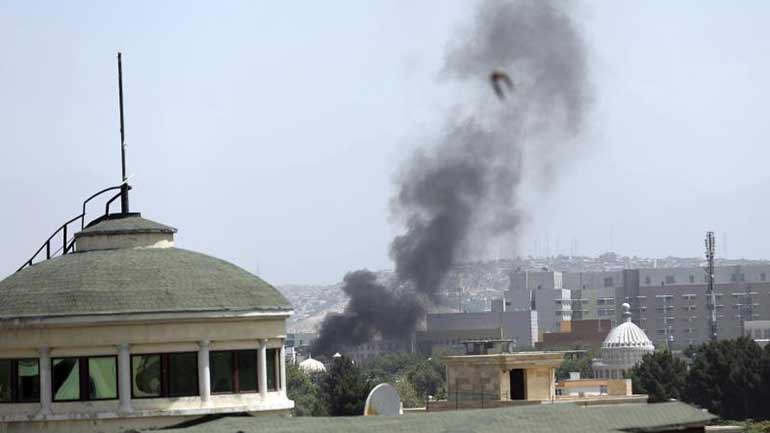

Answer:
[499,271,571,333]
[551,265,770,350]
[744,320,770,347]
[563,271,622,326]
[424,310,538,351]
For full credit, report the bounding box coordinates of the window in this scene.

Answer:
[603,277,613,287]
[267,348,279,391]
[131,352,198,399]
[689,275,695,283]
[0,359,39,403]
[644,276,651,285]
[665,276,675,284]
[761,273,767,282]
[210,350,259,394]
[52,356,117,402]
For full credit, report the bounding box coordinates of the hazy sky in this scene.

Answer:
[2,1,769,284]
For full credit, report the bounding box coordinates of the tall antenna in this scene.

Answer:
[705,231,717,342]
[117,52,130,214]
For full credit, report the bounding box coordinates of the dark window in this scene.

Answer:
[644,276,651,285]
[0,360,10,402]
[17,360,40,402]
[167,353,198,397]
[131,352,197,399]
[267,349,279,391]
[53,356,117,402]
[211,352,235,393]
[665,276,675,284]
[689,275,695,283]
[603,277,613,287]
[238,351,258,392]
[210,350,260,394]
[761,273,766,282]
[0,359,39,403]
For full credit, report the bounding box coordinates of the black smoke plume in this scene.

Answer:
[313,0,589,354]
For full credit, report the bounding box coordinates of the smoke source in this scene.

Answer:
[313,0,589,354]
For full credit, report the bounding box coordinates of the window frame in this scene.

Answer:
[209,349,259,395]
[130,352,199,399]
[0,358,40,404]
[52,355,118,402]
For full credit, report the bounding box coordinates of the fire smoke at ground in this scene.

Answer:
[313,0,590,354]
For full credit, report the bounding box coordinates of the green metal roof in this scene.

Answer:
[76,214,177,238]
[0,247,291,319]
[154,402,715,433]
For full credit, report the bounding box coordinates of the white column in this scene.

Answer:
[38,347,52,416]
[118,344,132,413]
[279,341,287,396]
[258,339,268,399]
[198,340,211,405]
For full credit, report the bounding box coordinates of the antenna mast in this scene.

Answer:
[705,231,717,342]
[117,52,129,214]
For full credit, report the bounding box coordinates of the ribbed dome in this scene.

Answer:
[299,357,326,373]
[601,303,654,350]
[602,320,655,350]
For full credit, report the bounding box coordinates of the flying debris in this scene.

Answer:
[489,70,514,99]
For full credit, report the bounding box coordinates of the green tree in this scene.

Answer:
[684,337,769,420]
[393,376,422,408]
[286,363,326,416]
[555,351,595,380]
[629,350,687,403]
[405,357,446,400]
[320,356,371,416]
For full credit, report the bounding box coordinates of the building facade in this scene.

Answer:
[0,215,293,433]
[499,271,571,334]
[509,265,770,350]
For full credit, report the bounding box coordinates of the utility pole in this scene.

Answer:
[117,52,130,214]
[705,231,717,342]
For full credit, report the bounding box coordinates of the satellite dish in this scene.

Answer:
[363,383,402,416]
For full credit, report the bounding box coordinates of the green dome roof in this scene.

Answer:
[0,247,291,320]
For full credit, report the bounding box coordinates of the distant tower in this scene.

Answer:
[705,231,717,342]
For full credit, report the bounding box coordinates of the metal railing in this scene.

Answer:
[16,184,129,272]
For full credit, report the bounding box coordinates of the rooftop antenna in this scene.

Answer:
[705,231,717,342]
[117,52,129,214]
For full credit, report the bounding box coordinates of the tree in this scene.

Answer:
[405,357,446,400]
[555,351,595,380]
[286,363,326,416]
[320,356,371,416]
[683,337,769,420]
[629,351,687,403]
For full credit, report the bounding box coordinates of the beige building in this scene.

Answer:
[0,213,294,433]
[443,340,563,404]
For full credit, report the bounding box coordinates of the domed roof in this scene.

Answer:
[0,216,291,320]
[299,357,326,373]
[601,303,654,350]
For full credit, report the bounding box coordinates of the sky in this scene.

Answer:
[1,1,769,284]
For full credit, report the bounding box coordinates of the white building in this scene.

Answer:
[592,303,655,379]
[0,213,294,433]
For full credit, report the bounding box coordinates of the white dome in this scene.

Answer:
[299,357,326,373]
[602,321,655,350]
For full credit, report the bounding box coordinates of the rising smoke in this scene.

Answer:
[312,0,589,354]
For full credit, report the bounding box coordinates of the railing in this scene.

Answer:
[16,184,129,272]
